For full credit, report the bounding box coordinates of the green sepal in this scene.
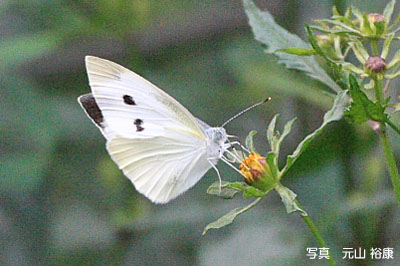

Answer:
[374,21,387,36]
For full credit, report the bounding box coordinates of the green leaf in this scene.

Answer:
[387,49,400,69]
[276,48,316,56]
[207,181,243,199]
[393,102,400,113]
[279,118,297,150]
[332,6,340,16]
[350,39,369,64]
[316,19,362,35]
[352,7,364,22]
[243,0,341,93]
[331,15,355,27]
[309,25,360,36]
[207,181,269,199]
[382,33,394,59]
[282,90,350,175]
[275,185,307,216]
[265,116,296,180]
[383,0,396,24]
[305,25,335,64]
[243,186,268,198]
[345,75,388,123]
[342,62,364,75]
[266,152,280,180]
[245,130,258,153]
[345,5,352,20]
[202,197,262,235]
[305,25,348,89]
[267,114,279,153]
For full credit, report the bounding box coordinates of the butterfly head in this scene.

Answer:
[208,127,227,144]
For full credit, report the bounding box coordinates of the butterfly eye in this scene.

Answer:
[214,131,222,141]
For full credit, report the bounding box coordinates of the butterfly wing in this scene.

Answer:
[84,56,207,140]
[79,56,215,203]
[107,135,212,203]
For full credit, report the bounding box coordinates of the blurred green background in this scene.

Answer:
[1,0,399,265]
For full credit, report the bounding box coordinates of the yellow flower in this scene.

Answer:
[240,153,276,191]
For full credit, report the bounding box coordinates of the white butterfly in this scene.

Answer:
[78,56,235,204]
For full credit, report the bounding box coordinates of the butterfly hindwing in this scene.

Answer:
[107,134,212,203]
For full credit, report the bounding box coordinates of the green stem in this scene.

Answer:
[371,39,379,56]
[387,119,400,137]
[373,77,383,103]
[379,130,400,214]
[295,200,337,266]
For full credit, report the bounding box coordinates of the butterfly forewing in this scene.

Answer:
[85,56,206,140]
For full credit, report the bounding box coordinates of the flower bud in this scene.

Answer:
[315,34,339,60]
[240,153,276,191]
[367,13,385,24]
[365,56,386,73]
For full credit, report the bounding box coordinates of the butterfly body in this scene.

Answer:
[78,56,227,203]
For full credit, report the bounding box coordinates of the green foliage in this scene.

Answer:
[245,130,258,153]
[207,181,268,200]
[283,90,350,175]
[276,48,317,56]
[275,185,307,216]
[383,0,396,24]
[4,0,400,264]
[242,0,341,93]
[202,198,262,235]
[345,75,388,123]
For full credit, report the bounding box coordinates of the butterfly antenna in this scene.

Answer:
[221,97,271,127]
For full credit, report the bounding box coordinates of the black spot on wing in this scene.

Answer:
[134,118,144,132]
[78,93,104,128]
[123,95,136,105]
[134,119,143,125]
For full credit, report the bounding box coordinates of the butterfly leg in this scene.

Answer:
[228,140,250,154]
[225,137,242,160]
[207,158,222,194]
[224,149,242,163]
[226,136,250,159]
[221,156,248,176]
